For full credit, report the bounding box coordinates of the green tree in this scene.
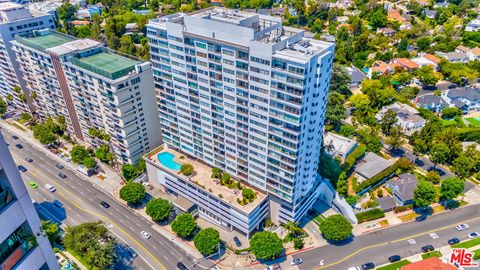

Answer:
[95,144,114,164]
[57,2,77,21]
[357,127,382,153]
[425,170,441,185]
[242,188,256,201]
[32,124,57,145]
[83,157,97,169]
[453,153,474,179]
[336,172,348,197]
[249,231,283,260]
[325,92,346,130]
[416,36,432,52]
[441,107,462,119]
[380,109,397,135]
[0,97,6,116]
[146,198,171,221]
[119,182,145,204]
[119,35,136,55]
[329,63,351,96]
[293,238,304,250]
[369,8,387,29]
[180,163,194,176]
[320,214,352,241]
[70,145,91,164]
[440,177,464,200]
[413,181,437,207]
[63,222,116,269]
[41,220,60,245]
[386,126,404,150]
[171,213,197,238]
[318,148,342,184]
[430,142,450,166]
[417,65,440,86]
[194,228,220,255]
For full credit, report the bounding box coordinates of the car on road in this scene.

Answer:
[126,246,137,258]
[18,165,27,172]
[28,181,38,189]
[140,231,151,240]
[56,163,64,169]
[15,144,23,149]
[12,135,18,140]
[25,156,33,163]
[53,199,63,207]
[468,232,479,239]
[388,255,401,263]
[421,245,434,253]
[348,267,361,270]
[265,264,281,270]
[456,224,469,231]
[361,263,375,270]
[100,201,110,208]
[233,236,242,247]
[58,173,67,179]
[448,238,460,245]
[44,184,56,193]
[415,216,426,222]
[290,258,302,266]
[176,262,188,270]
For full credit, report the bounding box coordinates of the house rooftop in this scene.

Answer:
[355,152,395,179]
[377,102,425,124]
[376,197,396,211]
[145,145,267,213]
[387,173,418,201]
[446,87,480,101]
[324,132,357,157]
[416,94,448,108]
[400,257,457,270]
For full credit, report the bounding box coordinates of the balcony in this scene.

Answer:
[0,186,14,213]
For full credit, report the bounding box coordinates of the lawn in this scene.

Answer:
[67,248,99,270]
[465,117,480,126]
[397,212,419,222]
[452,237,480,249]
[377,260,411,270]
[421,250,442,260]
[473,249,480,260]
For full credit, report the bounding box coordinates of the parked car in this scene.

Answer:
[127,246,138,258]
[56,163,64,169]
[18,165,27,172]
[100,201,110,208]
[388,255,401,263]
[448,238,460,245]
[25,156,33,163]
[15,144,23,149]
[361,263,375,270]
[233,236,242,247]
[176,262,188,270]
[141,231,151,240]
[12,135,18,139]
[421,245,434,253]
[468,232,479,239]
[265,264,282,270]
[58,173,67,179]
[290,258,302,266]
[415,216,426,222]
[456,224,469,231]
[53,199,63,207]
[44,184,56,193]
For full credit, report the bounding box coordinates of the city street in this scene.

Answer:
[293,204,480,270]
[2,127,200,270]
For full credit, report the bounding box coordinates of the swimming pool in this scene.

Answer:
[158,152,181,171]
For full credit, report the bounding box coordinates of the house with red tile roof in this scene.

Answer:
[400,257,457,270]
[396,58,419,70]
[388,8,406,23]
[369,61,400,78]
[423,53,441,64]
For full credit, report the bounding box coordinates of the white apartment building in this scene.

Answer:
[0,2,54,112]
[12,29,162,164]
[145,8,335,229]
[0,132,59,270]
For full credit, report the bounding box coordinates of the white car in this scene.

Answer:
[141,231,151,240]
[468,232,479,239]
[290,258,303,266]
[456,224,469,231]
[348,267,361,270]
[44,184,56,193]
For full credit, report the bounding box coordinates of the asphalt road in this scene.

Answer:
[294,204,480,270]
[2,128,198,270]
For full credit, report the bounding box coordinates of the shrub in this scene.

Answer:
[341,144,367,172]
[222,173,231,184]
[212,167,222,179]
[249,231,283,260]
[356,158,412,192]
[180,163,194,176]
[377,189,384,197]
[171,213,197,238]
[119,182,145,204]
[194,228,220,255]
[293,238,304,250]
[356,208,385,223]
[393,204,413,213]
[346,196,359,205]
[146,198,171,221]
[320,215,352,241]
[362,200,379,209]
[242,188,256,202]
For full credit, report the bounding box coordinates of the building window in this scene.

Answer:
[0,222,37,268]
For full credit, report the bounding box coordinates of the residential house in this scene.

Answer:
[416,94,449,112]
[323,132,358,163]
[400,257,457,270]
[346,66,367,88]
[368,61,400,78]
[354,153,395,183]
[434,1,450,8]
[375,196,397,212]
[465,18,480,32]
[336,23,352,31]
[442,87,480,112]
[440,52,469,63]
[470,47,480,61]
[423,53,442,68]
[399,22,413,31]
[416,0,431,6]
[377,27,396,37]
[72,20,90,26]
[412,53,441,69]
[375,102,426,135]
[386,173,418,206]
[271,7,286,16]
[125,22,138,32]
[336,16,349,23]
[455,45,469,54]
[396,58,419,71]
[424,9,436,19]
[388,8,406,24]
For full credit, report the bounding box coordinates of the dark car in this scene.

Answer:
[422,245,434,253]
[15,144,23,149]
[126,247,138,258]
[448,238,460,245]
[56,163,64,169]
[12,135,18,140]
[361,262,375,270]
[58,173,67,179]
[25,156,33,163]
[100,201,110,208]
[233,236,242,247]
[388,255,401,263]
[18,165,27,172]
[448,83,458,89]
[415,216,426,222]
[53,199,63,207]
[176,262,189,270]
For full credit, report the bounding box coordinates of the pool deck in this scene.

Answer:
[146,145,267,213]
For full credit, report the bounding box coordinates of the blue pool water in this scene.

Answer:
[158,152,181,170]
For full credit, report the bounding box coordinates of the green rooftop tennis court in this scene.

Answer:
[72,52,139,80]
[16,33,74,51]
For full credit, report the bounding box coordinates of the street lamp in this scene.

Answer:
[189,242,222,268]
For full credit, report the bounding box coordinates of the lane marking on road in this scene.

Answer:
[429,233,439,239]
[407,239,416,245]
[54,190,168,270]
[316,215,480,269]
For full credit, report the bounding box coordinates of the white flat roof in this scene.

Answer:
[47,39,100,55]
